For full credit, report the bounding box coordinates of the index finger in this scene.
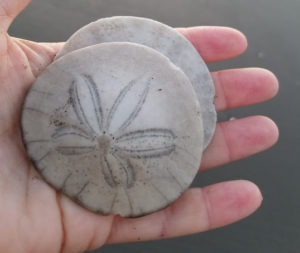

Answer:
[0,0,32,31]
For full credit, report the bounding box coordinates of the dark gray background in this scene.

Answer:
[9,0,300,252]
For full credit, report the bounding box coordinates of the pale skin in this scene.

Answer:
[0,0,279,252]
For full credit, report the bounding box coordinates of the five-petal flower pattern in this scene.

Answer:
[52,74,177,189]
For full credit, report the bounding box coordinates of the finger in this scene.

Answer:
[200,116,279,171]
[177,26,247,62]
[105,180,262,244]
[213,68,279,111]
[0,0,32,31]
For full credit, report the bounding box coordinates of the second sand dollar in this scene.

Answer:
[56,16,216,149]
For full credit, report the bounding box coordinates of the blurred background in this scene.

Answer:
[9,0,300,252]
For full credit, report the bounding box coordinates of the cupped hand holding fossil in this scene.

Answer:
[0,0,278,252]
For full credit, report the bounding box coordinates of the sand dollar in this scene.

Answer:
[56,16,216,149]
[22,42,203,217]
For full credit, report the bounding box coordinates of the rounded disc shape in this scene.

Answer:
[56,16,216,149]
[22,42,203,217]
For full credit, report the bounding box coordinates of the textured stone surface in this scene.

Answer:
[22,42,203,217]
[56,16,216,149]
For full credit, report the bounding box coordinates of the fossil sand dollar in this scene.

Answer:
[22,42,204,217]
[56,16,216,149]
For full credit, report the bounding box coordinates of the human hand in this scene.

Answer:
[0,0,279,252]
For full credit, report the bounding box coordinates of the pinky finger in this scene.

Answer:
[105,180,262,244]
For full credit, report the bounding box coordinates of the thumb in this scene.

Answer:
[0,0,32,31]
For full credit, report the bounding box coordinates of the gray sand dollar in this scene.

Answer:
[22,42,203,217]
[56,16,216,149]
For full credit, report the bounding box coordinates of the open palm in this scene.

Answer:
[0,1,279,252]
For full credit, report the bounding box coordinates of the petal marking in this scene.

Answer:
[52,125,93,140]
[105,76,152,133]
[56,145,96,155]
[69,76,103,135]
[115,128,176,159]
